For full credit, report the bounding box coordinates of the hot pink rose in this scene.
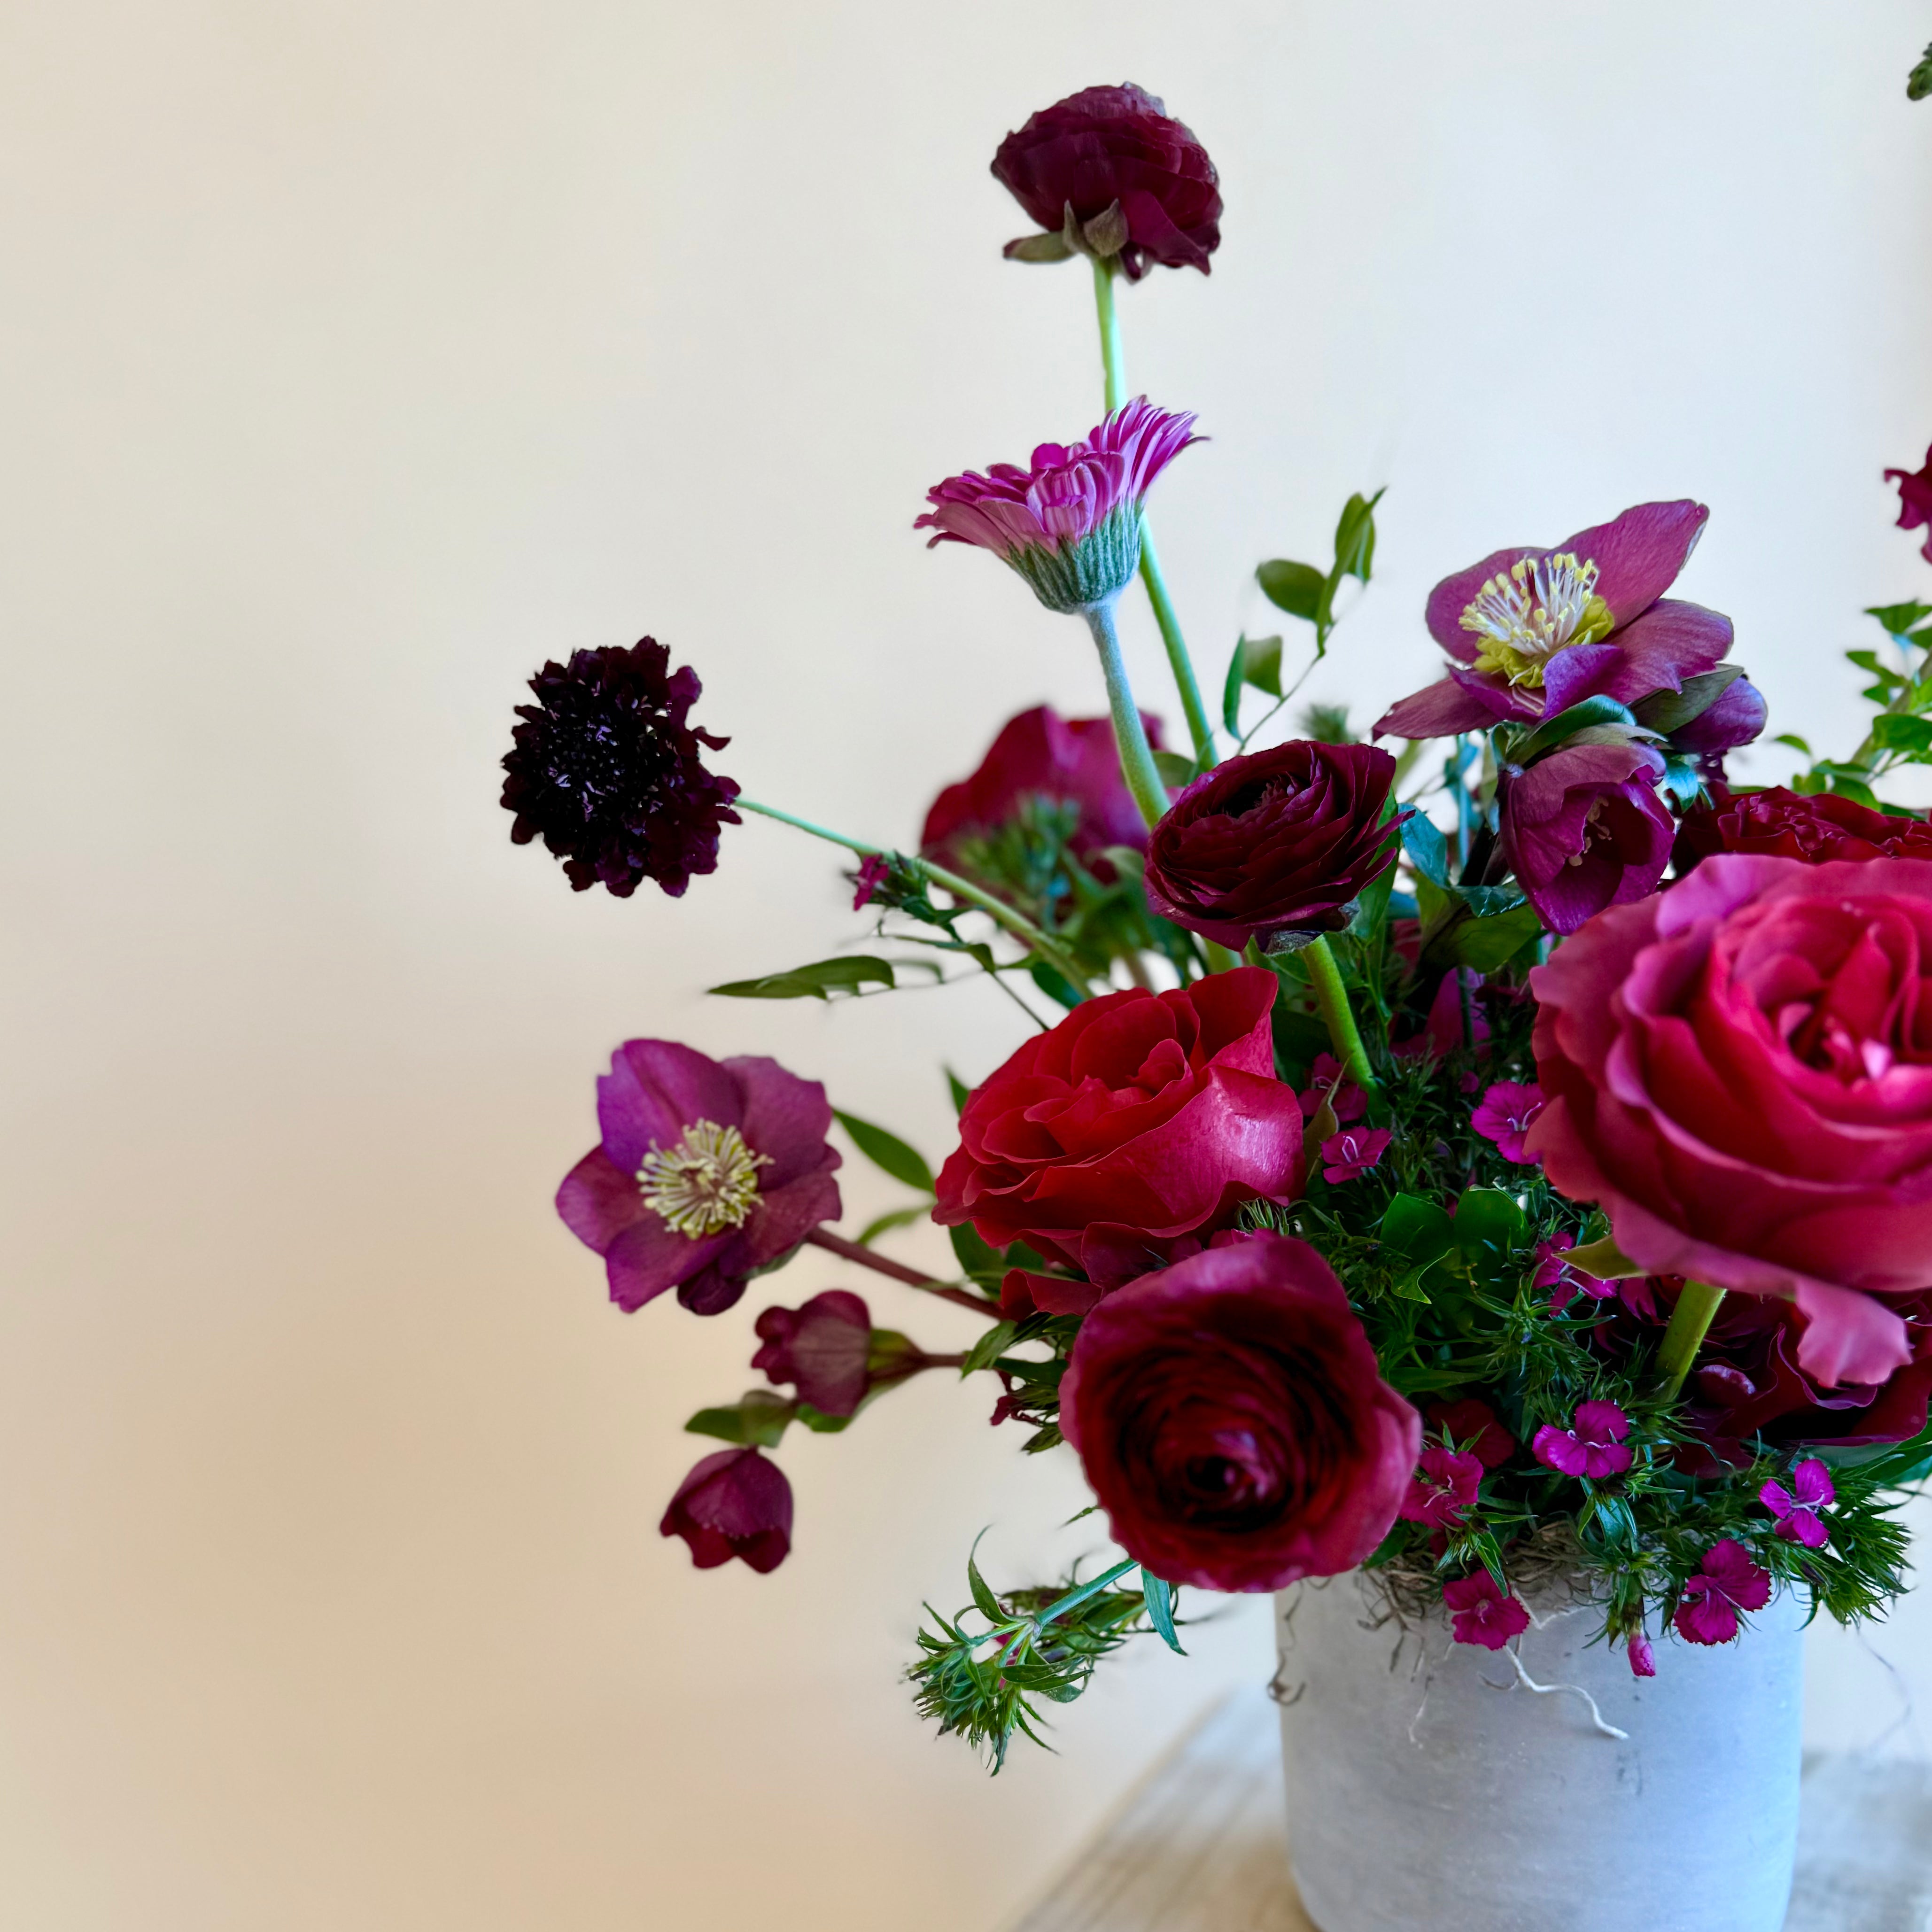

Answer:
[1058,1234,1420,1591]
[1529,854,1932,1386]
[934,968,1303,1288]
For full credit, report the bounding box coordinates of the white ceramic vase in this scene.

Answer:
[1274,1572,1805,1932]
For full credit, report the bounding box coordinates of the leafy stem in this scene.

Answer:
[804,1228,1001,1319]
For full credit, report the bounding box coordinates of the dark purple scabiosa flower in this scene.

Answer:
[1471,1081,1546,1163]
[1443,1572,1530,1650]
[660,1446,792,1573]
[1759,1460,1835,1547]
[1397,1444,1482,1529]
[991,84,1222,280]
[1885,444,1932,562]
[502,638,740,898]
[1375,501,1734,738]
[1532,1399,1634,1479]
[556,1040,841,1317]
[1673,1539,1771,1645]
[915,398,1200,614]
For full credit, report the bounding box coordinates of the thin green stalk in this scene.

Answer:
[1657,1280,1727,1399]
[1082,600,1170,831]
[965,1556,1141,1650]
[1090,256,1216,768]
[1201,939,1240,974]
[1302,934,1379,1095]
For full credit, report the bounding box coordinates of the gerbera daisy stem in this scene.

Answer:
[1302,934,1380,1096]
[1656,1280,1728,1399]
[1082,598,1172,832]
[1092,257,1217,769]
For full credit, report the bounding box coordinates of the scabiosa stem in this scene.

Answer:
[1092,257,1217,769]
[1302,934,1379,1096]
[1657,1280,1728,1399]
[1083,598,1170,832]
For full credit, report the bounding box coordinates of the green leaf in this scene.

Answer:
[962,1321,1018,1376]
[1005,229,1076,263]
[711,956,896,1001]
[1257,559,1327,622]
[1867,601,1932,637]
[1828,771,1884,809]
[1451,1187,1529,1258]
[1556,1234,1647,1280]
[1401,813,1450,889]
[1028,961,1085,1010]
[1152,749,1199,789]
[1141,1571,1186,1654]
[1428,898,1543,974]
[1631,665,1743,736]
[949,1223,1006,1288]
[1241,633,1283,698]
[834,1110,935,1193]
[1511,695,1641,765]
[1380,1195,1456,1269]
[1658,752,1704,811]
[1332,488,1384,584]
[1221,636,1249,735]
[857,1203,931,1247]
[685,1389,795,1448]
[967,1544,1004,1623]
[1773,733,1812,755]
[1872,714,1932,756]
[945,1067,972,1115]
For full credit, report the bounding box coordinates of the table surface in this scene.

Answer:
[1009,1687,1932,1932]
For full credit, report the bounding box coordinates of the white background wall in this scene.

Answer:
[5,3,1932,1927]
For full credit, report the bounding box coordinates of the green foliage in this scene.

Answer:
[1779,604,1932,810]
[684,1389,797,1448]
[710,956,900,1000]
[833,1110,935,1194]
[1910,42,1932,100]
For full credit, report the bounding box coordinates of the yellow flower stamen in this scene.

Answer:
[637,1120,770,1238]
[1459,551,1613,689]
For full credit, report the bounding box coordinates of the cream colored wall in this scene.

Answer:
[5,3,1932,1926]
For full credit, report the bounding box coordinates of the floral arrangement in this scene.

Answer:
[502,83,1932,1769]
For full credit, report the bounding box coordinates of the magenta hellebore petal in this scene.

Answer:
[1532,1399,1634,1479]
[660,1446,793,1574]
[1443,1571,1532,1650]
[1673,1538,1773,1645]
[1374,500,1734,739]
[1471,1081,1547,1164]
[1885,445,1932,564]
[915,398,1201,613]
[1320,1125,1391,1184]
[555,1040,842,1316]
[752,1289,873,1418]
[1397,1444,1483,1529]
[1759,1458,1836,1547]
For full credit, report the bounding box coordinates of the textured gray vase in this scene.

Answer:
[1274,1572,1804,1932]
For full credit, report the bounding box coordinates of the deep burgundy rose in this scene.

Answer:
[1528,853,1932,1386]
[556,1041,841,1316]
[1058,1234,1420,1591]
[1142,741,1406,947]
[921,704,1162,886]
[1499,740,1675,936]
[992,84,1222,280]
[933,969,1303,1289]
[659,1447,792,1574]
[1885,444,1932,563]
[752,1290,872,1417]
[1677,785,1932,871]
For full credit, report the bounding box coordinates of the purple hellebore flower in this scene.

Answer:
[1498,739,1676,936]
[1320,1125,1391,1184]
[1885,445,1932,564]
[556,1040,842,1317]
[1627,1628,1658,1677]
[1759,1459,1836,1547]
[1669,675,1768,780]
[1443,1571,1531,1650]
[1374,501,1735,739]
[1397,1444,1483,1529]
[1532,1398,1634,1479]
[915,398,1201,613]
[753,1289,874,1418]
[1535,1241,1616,1316]
[660,1446,793,1574]
[1470,1080,1546,1164]
[1673,1538,1772,1645]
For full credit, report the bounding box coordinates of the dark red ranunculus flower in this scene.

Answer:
[933,968,1303,1289]
[659,1446,792,1573]
[1677,785,1932,872]
[991,84,1222,280]
[501,638,740,898]
[921,704,1162,886]
[1141,741,1406,948]
[1058,1233,1420,1591]
[1885,444,1932,563]
[1499,740,1675,936]
[753,1289,873,1417]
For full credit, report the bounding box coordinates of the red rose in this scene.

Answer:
[1058,1233,1420,1591]
[933,968,1303,1289]
[1528,853,1932,1385]
[1142,740,1407,948]
[1677,785,1932,870]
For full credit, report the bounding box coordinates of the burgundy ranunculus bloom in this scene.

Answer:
[1375,501,1733,739]
[556,1040,841,1317]
[753,1289,873,1417]
[1499,740,1676,936]
[1677,785,1932,872]
[660,1447,792,1573]
[921,704,1162,886]
[992,84,1222,280]
[1528,854,1932,1387]
[1142,741,1407,948]
[1058,1233,1420,1591]
[933,969,1303,1290]
[1885,444,1932,563]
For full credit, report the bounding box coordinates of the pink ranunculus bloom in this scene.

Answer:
[660,1446,793,1574]
[1759,1459,1836,1547]
[1627,1628,1658,1677]
[1374,500,1734,740]
[1529,853,1932,1388]
[556,1041,842,1317]
[1534,1241,1617,1316]
[1057,1234,1421,1592]
[1426,1397,1517,1470]
[1397,1444,1483,1529]
[1499,740,1676,937]
[1443,1571,1531,1650]
[1471,1080,1546,1163]
[752,1289,873,1418]
[1532,1399,1634,1479]
[1885,444,1932,564]
[1320,1125,1391,1184]
[1673,1539,1772,1645]
[915,398,1201,613]
[1299,1053,1368,1125]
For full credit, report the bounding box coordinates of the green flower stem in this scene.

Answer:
[1083,599,1171,832]
[1657,1280,1728,1399]
[1201,939,1241,974]
[966,1555,1141,1650]
[1302,934,1380,1095]
[737,799,1090,989]
[1090,256,1217,769]
[804,1228,1000,1319]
